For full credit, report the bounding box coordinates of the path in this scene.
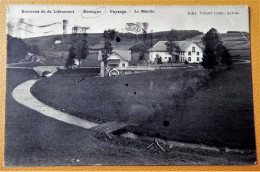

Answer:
[12,79,99,129]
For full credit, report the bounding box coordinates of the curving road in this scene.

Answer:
[12,79,99,129]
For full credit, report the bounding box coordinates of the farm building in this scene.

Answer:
[148,41,204,63]
[98,50,132,76]
[98,50,131,68]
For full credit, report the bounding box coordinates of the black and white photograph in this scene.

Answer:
[5,5,256,166]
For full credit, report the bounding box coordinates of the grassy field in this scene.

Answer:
[31,63,255,149]
[6,68,256,165]
[131,64,255,149]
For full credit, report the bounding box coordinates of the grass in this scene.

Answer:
[132,64,255,149]
[5,69,159,166]
[53,68,100,77]
[5,68,256,165]
[31,63,255,149]
[32,68,196,123]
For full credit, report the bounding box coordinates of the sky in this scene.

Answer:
[7,5,249,38]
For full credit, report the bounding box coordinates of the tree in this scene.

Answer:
[201,46,218,71]
[221,47,232,69]
[70,26,89,68]
[65,46,76,68]
[102,29,115,75]
[32,44,40,55]
[137,22,149,66]
[201,28,221,71]
[78,38,89,67]
[202,28,222,51]
[165,29,180,63]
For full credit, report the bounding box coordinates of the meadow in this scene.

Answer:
[31,63,255,149]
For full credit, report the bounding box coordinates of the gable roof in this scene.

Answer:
[148,41,203,52]
[113,50,131,61]
[98,50,131,61]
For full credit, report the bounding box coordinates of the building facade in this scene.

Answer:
[148,41,204,64]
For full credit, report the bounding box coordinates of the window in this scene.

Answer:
[156,54,159,58]
[183,57,185,61]
[197,57,200,61]
[197,52,200,55]
[188,51,191,55]
[122,63,125,67]
[165,57,167,60]
[188,57,191,61]
[192,47,195,52]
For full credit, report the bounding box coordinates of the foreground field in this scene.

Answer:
[31,63,255,149]
[6,68,256,165]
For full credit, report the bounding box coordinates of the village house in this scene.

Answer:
[148,41,204,63]
[98,49,131,68]
[98,50,131,76]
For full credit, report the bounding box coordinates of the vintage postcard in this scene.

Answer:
[5,4,256,166]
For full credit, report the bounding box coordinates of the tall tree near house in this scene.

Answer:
[102,29,115,76]
[201,46,218,71]
[221,47,232,69]
[150,29,153,47]
[77,35,89,67]
[201,28,221,71]
[165,29,180,63]
[65,46,76,69]
[137,22,149,66]
[202,28,222,51]
[71,26,89,68]
[32,44,40,55]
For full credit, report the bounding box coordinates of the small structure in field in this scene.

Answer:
[98,50,131,68]
[54,40,62,44]
[98,50,132,76]
[148,41,204,63]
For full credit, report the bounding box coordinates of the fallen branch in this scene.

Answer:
[104,131,112,140]
[155,138,166,152]
[146,142,154,149]
[74,77,85,84]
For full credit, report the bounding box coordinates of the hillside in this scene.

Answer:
[8,30,250,66]
[7,35,29,63]
[21,30,203,66]
[190,32,250,59]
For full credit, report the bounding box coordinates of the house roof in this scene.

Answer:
[113,50,131,61]
[148,41,203,52]
[98,50,131,61]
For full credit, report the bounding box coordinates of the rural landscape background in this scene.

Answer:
[5,26,256,166]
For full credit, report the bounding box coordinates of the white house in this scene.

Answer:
[148,41,204,63]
